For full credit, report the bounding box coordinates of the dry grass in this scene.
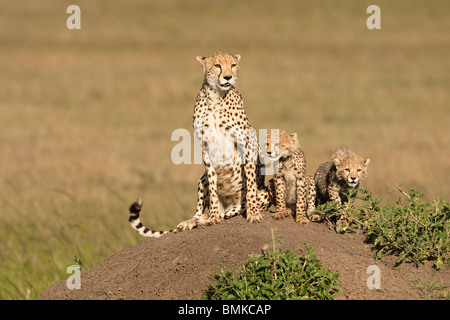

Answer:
[0,0,449,299]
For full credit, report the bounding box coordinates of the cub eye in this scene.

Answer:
[231,64,237,68]
[357,169,362,173]
[214,64,221,69]
[345,168,350,172]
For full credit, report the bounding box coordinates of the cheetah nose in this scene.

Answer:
[223,75,232,80]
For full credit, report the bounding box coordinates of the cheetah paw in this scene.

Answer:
[295,215,310,224]
[195,214,210,226]
[272,208,291,220]
[177,219,197,231]
[309,214,322,222]
[247,213,262,223]
[200,215,222,226]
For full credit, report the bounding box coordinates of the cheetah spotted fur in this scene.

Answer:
[266,129,320,224]
[314,146,370,208]
[129,52,271,237]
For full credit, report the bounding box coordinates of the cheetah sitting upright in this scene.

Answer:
[265,129,320,224]
[129,52,271,238]
[314,146,370,208]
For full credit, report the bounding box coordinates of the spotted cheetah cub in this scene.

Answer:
[265,129,320,224]
[314,146,370,208]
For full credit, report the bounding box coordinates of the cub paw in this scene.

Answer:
[272,207,291,220]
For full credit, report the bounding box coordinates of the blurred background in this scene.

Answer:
[0,0,449,299]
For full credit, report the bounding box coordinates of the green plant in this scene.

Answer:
[313,186,450,269]
[410,279,450,300]
[311,187,372,234]
[68,256,83,272]
[202,234,341,300]
[365,187,449,268]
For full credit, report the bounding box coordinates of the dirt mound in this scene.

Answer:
[39,214,448,300]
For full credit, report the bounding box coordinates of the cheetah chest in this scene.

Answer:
[277,156,304,204]
[283,171,297,205]
[197,90,246,167]
[277,161,299,205]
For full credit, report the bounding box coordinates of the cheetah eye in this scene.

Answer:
[231,64,237,68]
[214,64,221,69]
[357,169,362,173]
[345,168,350,172]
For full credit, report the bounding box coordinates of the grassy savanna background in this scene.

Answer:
[0,0,449,299]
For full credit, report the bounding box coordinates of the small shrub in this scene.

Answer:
[313,186,450,269]
[202,236,341,300]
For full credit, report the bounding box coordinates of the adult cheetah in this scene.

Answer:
[129,52,271,237]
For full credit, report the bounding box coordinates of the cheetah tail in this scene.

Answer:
[128,198,176,238]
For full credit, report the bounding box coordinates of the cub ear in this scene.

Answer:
[196,56,207,65]
[364,159,371,167]
[290,133,297,141]
[233,54,241,62]
[332,157,341,167]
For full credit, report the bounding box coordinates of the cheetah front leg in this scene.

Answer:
[272,177,291,220]
[200,151,222,225]
[244,163,262,222]
[257,186,272,212]
[244,132,262,223]
[295,176,309,224]
[328,182,342,209]
[306,175,321,222]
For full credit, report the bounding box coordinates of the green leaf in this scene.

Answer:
[434,256,443,270]
[376,250,384,259]
[395,251,407,264]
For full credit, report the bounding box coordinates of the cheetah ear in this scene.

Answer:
[233,54,241,62]
[290,133,297,141]
[364,159,371,168]
[196,56,207,65]
[333,157,341,167]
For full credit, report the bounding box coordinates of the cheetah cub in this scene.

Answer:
[265,129,320,224]
[314,146,370,208]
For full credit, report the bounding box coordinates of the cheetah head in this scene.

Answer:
[332,147,370,188]
[196,52,240,93]
[265,129,299,161]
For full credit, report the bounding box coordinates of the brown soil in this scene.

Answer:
[38,213,448,300]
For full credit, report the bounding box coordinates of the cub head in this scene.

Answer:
[332,147,370,188]
[265,129,299,161]
[196,52,240,93]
